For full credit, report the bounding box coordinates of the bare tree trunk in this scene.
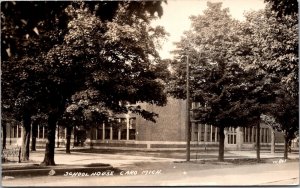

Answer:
[2,122,7,149]
[21,114,31,161]
[218,126,225,162]
[31,120,38,151]
[256,119,261,162]
[284,131,289,160]
[66,126,72,154]
[41,114,57,166]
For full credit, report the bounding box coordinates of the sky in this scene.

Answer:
[153,0,267,59]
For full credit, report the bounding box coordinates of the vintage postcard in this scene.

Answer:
[1,0,299,186]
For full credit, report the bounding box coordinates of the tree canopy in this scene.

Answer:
[167,2,298,161]
[264,0,298,17]
[168,2,261,128]
[168,2,260,161]
[1,1,168,165]
[243,6,298,158]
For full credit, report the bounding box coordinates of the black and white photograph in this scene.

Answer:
[1,0,299,186]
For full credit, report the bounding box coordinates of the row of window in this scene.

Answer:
[92,128,136,140]
[4,121,271,144]
[243,127,270,143]
[5,125,49,139]
[192,124,220,142]
[191,125,271,144]
[90,117,137,140]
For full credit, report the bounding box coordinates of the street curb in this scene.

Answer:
[2,165,121,178]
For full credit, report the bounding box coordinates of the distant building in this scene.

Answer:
[84,97,286,151]
[3,97,289,151]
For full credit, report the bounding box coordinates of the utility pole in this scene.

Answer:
[186,55,191,161]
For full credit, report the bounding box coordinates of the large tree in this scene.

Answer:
[1,1,71,162]
[241,6,298,159]
[2,1,168,166]
[168,2,263,161]
[39,2,168,165]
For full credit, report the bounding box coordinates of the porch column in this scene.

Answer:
[210,125,213,142]
[251,127,255,142]
[215,127,218,142]
[56,125,59,148]
[118,119,121,140]
[198,124,201,142]
[42,126,45,139]
[110,126,113,140]
[118,129,121,140]
[237,127,243,150]
[248,128,251,142]
[271,129,275,153]
[16,125,19,138]
[204,124,208,142]
[102,123,105,140]
[126,115,130,140]
[191,122,195,141]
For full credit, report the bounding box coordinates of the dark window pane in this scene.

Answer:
[129,129,136,140]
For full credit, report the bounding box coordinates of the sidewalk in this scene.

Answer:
[2,149,299,178]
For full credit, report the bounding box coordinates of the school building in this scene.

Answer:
[3,97,294,151]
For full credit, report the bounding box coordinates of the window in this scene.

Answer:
[113,129,119,140]
[97,128,103,140]
[12,126,17,138]
[17,126,21,138]
[193,132,198,141]
[227,127,236,144]
[129,118,136,129]
[129,129,136,140]
[58,127,65,139]
[105,128,110,139]
[129,118,136,140]
[244,127,253,143]
[200,124,205,142]
[44,126,48,138]
[120,118,127,140]
[228,134,236,144]
[206,125,211,142]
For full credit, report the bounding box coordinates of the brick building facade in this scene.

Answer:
[3,97,290,151]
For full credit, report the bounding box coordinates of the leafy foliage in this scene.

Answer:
[2,1,168,122]
[168,2,261,128]
[241,7,298,141]
[264,0,298,17]
[2,1,168,165]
